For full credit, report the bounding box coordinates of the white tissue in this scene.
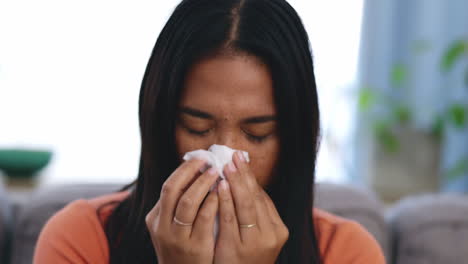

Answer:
[183,144,250,179]
[182,144,250,240]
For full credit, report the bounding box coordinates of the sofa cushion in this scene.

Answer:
[10,184,122,264]
[388,194,468,264]
[315,183,389,259]
[0,184,13,264]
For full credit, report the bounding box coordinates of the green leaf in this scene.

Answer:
[373,121,399,153]
[465,66,468,88]
[441,40,468,72]
[394,105,411,124]
[391,64,407,87]
[431,115,445,140]
[448,104,467,128]
[445,158,468,180]
[358,88,377,112]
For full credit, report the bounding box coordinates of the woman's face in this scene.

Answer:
[175,54,279,187]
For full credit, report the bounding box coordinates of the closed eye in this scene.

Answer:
[185,127,211,136]
[177,111,214,136]
[243,130,271,143]
[247,134,269,143]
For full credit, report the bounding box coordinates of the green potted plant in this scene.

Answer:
[359,39,468,202]
[0,148,53,187]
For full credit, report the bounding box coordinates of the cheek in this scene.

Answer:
[247,140,279,187]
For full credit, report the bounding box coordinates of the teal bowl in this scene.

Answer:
[0,149,53,178]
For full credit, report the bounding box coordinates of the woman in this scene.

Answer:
[34,0,385,263]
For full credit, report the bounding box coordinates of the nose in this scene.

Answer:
[214,129,242,150]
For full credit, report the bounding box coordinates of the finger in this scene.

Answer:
[145,200,161,233]
[191,189,219,242]
[217,179,241,244]
[232,152,275,230]
[232,151,261,195]
[146,200,160,221]
[154,201,162,226]
[252,188,275,233]
[159,159,207,226]
[223,160,258,242]
[173,167,219,238]
[232,151,282,235]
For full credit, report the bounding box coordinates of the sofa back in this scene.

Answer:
[8,183,388,264]
[0,184,13,264]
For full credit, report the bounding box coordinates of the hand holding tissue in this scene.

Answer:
[183,144,250,240]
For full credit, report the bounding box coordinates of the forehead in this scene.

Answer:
[180,55,276,116]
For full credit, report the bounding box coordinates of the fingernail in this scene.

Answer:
[227,161,237,173]
[207,167,217,176]
[236,151,245,162]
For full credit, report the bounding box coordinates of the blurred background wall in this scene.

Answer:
[1,0,467,203]
[0,0,364,186]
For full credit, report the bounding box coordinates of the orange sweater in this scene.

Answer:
[34,191,386,263]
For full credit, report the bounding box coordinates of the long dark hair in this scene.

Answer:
[104,0,321,263]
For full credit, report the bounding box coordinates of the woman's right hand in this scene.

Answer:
[145,159,220,264]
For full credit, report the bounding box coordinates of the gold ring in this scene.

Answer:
[239,223,257,228]
[173,216,193,226]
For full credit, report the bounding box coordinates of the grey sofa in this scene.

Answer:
[1,183,467,264]
[0,184,13,264]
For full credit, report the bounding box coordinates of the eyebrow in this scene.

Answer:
[180,107,214,119]
[243,115,276,124]
[179,106,276,124]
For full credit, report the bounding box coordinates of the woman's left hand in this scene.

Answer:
[214,151,289,264]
